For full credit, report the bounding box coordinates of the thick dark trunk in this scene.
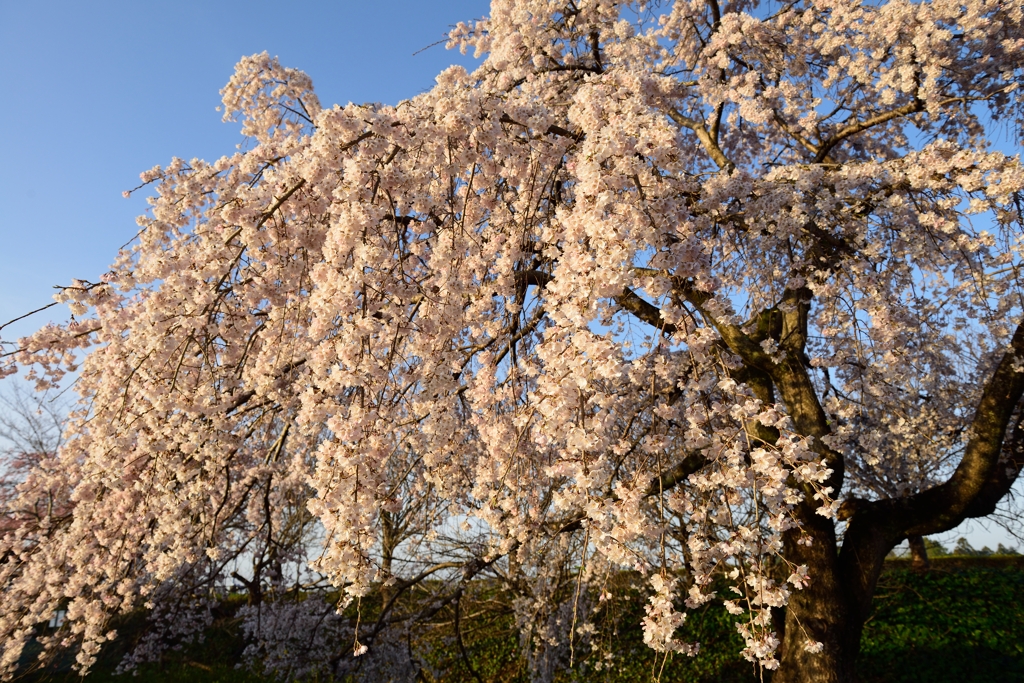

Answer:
[772,517,859,683]
[770,504,899,683]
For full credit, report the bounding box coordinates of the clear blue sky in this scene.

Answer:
[0,0,488,338]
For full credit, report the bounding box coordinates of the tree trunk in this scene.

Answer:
[774,602,863,683]
[380,510,399,605]
[908,535,929,570]
[772,516,861,683]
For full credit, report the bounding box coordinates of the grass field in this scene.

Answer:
[18,557,1024,683]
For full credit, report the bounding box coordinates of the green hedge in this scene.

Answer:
[858,558,1024,683]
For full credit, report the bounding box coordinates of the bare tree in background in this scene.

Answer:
[0,385,67,520]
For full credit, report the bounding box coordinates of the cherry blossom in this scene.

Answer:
[2,1,1023,681]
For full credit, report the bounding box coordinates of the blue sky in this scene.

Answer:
[0,0,488,338]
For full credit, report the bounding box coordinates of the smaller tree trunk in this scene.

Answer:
[380,510,400,605]
[907,535,929,570]
[231,570,262,605]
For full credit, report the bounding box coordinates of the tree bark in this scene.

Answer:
[379,509,400,605]
[768,497,888,683]
[908,535,929,570]
[773,520,855,683]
